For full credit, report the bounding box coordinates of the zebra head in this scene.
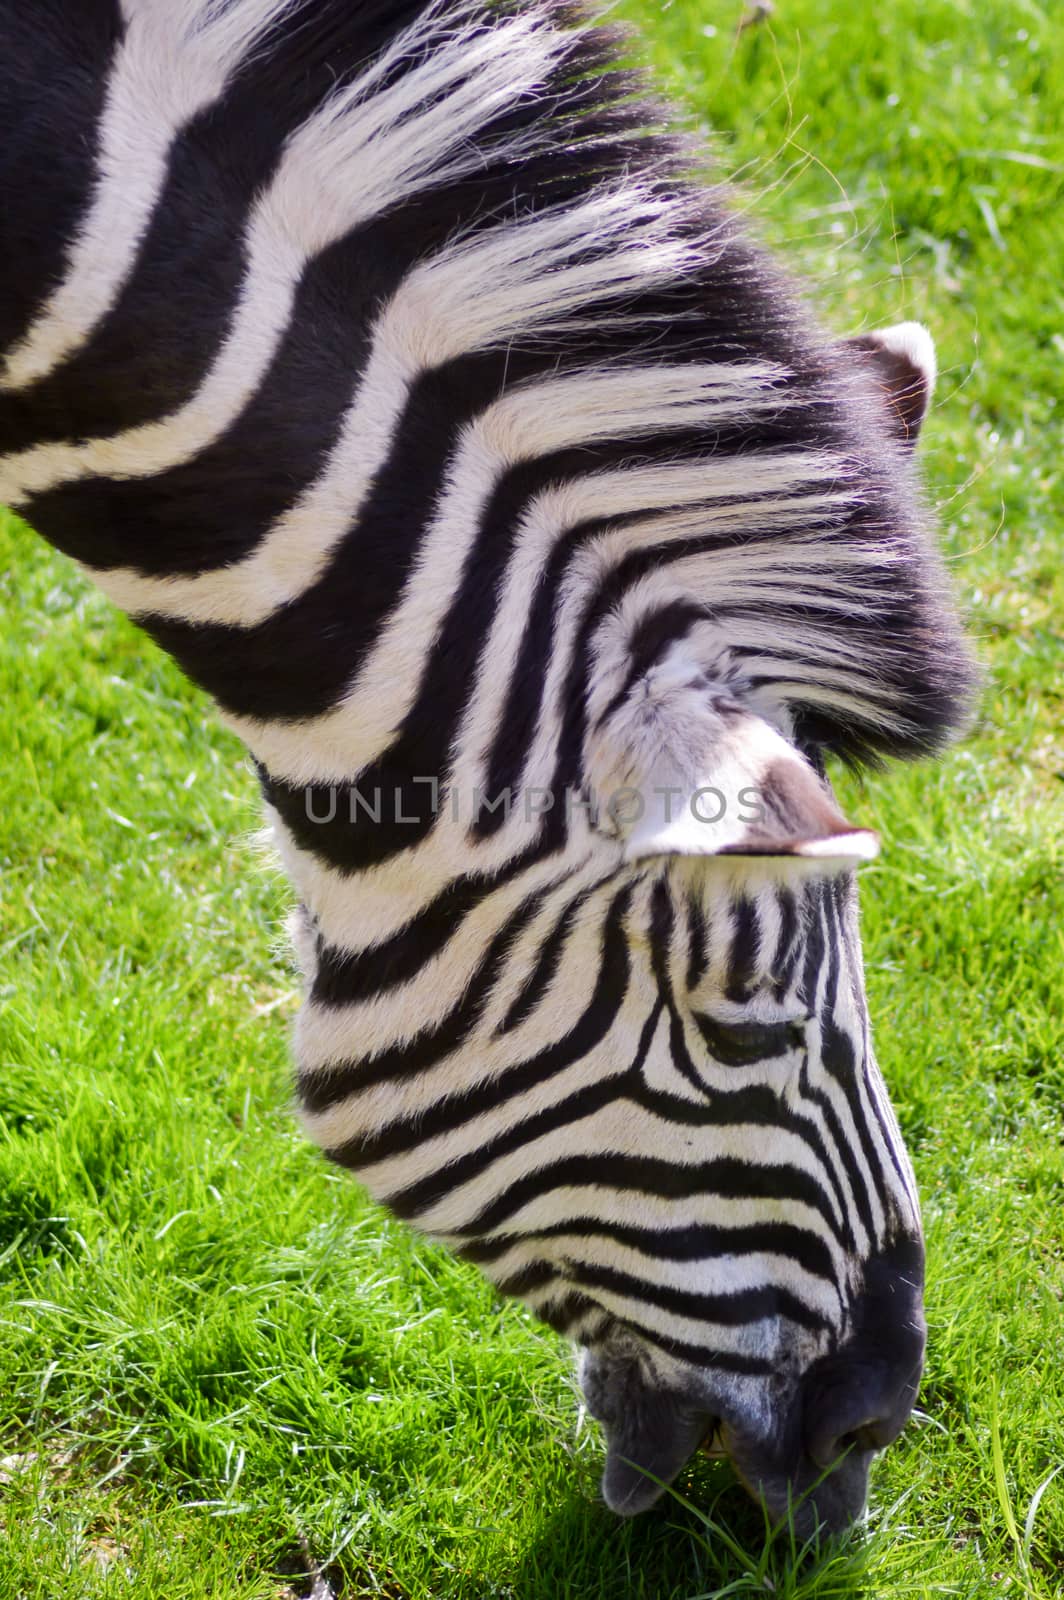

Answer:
[0,0,969,1541]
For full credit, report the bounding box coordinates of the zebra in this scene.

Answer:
[0,0,975,1535]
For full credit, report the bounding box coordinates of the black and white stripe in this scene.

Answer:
[0,0,973,1529]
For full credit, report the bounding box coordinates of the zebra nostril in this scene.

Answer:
[808,1414,891,1470]
[803,1355,921,1471]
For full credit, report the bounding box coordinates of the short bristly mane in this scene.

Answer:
[2,0,974,793]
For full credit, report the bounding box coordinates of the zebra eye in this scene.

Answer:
[693,1013,806,1066]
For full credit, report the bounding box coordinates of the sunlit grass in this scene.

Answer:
[1,0,1062,1594]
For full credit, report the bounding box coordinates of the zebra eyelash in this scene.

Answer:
[692,1013,807,1067]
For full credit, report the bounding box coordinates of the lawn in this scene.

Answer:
[1,0,1062,1595]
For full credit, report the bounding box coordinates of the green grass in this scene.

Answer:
[1,0,1062,1594]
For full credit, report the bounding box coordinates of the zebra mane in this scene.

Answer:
[301,0,976,770]
[0,0,976,772]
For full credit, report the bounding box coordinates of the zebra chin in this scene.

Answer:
[581,1237,926,1536]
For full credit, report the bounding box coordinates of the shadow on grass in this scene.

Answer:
[473,1458,874,1600]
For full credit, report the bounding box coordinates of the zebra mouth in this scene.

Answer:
[699,1420,726,1459]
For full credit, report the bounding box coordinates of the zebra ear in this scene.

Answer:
[588,673,877,870]
[845,321,936,446]
[623,734,878,870]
